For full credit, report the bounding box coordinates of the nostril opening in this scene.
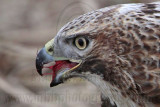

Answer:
[48,48,53,52]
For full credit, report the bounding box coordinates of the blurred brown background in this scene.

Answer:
[0,0,158,107]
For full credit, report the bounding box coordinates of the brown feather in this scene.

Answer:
[56,2,160,107]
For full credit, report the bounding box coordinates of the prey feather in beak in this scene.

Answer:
[36,38,81,87]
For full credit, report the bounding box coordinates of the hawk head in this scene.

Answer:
[36,13,107,87]
[36,2,160,106]
[35,6,118,87]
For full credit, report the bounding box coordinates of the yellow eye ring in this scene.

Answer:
[75,37,87,50]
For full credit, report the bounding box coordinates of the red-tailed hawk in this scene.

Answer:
[36,2,160,107]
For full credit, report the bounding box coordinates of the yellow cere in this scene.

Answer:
[45,38,55,55]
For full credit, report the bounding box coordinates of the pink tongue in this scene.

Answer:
[44,61,77,80]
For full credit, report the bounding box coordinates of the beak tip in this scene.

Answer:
[37,70,43,76]
[50,80,63,87]
[36,63,43,76]
[36,47,54,77]
[50,81,58,87]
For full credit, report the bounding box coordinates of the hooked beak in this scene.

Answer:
[36,47,81,87]
[36,47,53,76]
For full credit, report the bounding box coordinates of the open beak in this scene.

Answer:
[36,47,81,87]
[36,47,54,76]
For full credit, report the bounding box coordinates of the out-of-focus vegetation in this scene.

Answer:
[0,0,158,107]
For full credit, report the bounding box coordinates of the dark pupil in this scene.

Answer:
[78,39,84,46]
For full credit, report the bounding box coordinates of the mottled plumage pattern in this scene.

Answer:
[56,2,160,107]
[36,2,160,107]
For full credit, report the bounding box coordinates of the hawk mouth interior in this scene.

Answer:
[42,60,80,81]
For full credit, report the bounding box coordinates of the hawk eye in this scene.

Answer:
[75,37,87,50]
